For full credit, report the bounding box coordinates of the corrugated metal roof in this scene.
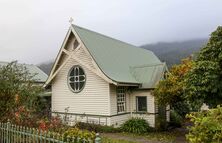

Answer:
[0,61,48,83]
[130,63,167,88]
[73,25,166,88]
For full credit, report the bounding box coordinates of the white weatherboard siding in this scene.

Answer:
[109,84,117,116]
[52,40,110,117]
[131,90,156,127]
[131,90,155,113]
[109,84,131,126]
[109,85,156,127]
[109,85,130,115]
[109,114,130,127]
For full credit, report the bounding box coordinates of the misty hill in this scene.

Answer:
[141,38,208,67]
[38,38,208,75]
[38,61,54,75]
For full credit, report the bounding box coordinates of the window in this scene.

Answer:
[117,87,126,113]
[73,39,79,50]
[68,65,86,93]
[136,96,147,112]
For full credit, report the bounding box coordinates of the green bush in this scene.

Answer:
[169,110,182,128]
[186,105,222,143]
[75,122,120,133]
[121,118,150,134]
[155,116,167,131]
[63,127,96,142]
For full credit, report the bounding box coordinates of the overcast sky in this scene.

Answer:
[0,0,222,64]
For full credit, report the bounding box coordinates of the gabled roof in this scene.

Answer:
[72,25,166,88]
[0,61,48,83]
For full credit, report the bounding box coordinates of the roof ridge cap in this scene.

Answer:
[0,61,40,68]
[130,63,165,69]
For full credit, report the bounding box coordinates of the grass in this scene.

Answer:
[122,132,176,142]
[102,137,137,143]
[144,132,176,142]
[101,131,180,143]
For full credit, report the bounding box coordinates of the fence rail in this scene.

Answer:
[0,121,101,143]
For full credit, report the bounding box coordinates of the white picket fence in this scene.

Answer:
[0,121,101,143]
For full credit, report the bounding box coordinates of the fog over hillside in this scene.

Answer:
[38,38,208,75]
[141,38,208,67]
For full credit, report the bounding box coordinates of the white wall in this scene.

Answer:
[109,85,130,115]
[131,90,156,127]
[51,36,110,116]
[109,86,157,127]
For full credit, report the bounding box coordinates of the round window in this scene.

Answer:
[68,65,86,93]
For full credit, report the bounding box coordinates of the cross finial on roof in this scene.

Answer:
[69,17,73,25]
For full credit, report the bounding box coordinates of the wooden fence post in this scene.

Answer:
[6,120,10,143]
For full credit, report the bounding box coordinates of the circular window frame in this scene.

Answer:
[67,65,86,93]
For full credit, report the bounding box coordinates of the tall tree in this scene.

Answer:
[154,58,193,116]
[185,26,222,108]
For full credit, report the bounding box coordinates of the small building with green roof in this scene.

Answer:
[0,61,48,84]
[45,24,169,127]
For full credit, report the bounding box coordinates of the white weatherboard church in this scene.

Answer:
[45,24,169,127]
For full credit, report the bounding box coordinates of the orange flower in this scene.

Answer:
[15,112,19,118]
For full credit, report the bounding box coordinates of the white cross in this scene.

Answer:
[69,17,73,24]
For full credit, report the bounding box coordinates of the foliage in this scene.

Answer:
[186,105,222,143]
[0,61,44,126]
[121,118,150,134]
[155,105,168,131]
[169,110,182,128]
[75,122,120,133]
[154,58,193,117]
[185,26,222,108]
[155,115,168,131]
[38,115,68,133]
[63,127,96,142]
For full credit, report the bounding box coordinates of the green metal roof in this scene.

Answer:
[130,63,167,88]
[73,25,166,88]
[0,61,48,83]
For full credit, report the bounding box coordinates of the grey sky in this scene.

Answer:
[0,0,222,64]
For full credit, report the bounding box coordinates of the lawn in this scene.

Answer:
[101,128,187,143]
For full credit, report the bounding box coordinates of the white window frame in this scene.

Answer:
[117,87,126,113]
[68,65,86,93]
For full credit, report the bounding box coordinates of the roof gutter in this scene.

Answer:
[116,82,141,87]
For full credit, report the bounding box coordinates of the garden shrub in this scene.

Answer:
[63,128,96,142]
[155,115,167,131]
[37,115,68,133]
[0,61,45,127]
[121,118,150,134]
[169,110,182,128]
[186,105,222,143]
[75,122,120,133]
[155,105,168,131]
